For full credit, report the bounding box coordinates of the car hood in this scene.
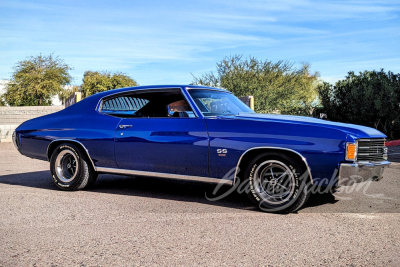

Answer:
[225,113,386,139]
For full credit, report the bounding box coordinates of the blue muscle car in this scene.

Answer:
[13,85,391,213]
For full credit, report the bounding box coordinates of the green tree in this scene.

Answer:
[318,70,400,138]
[4,54,72,106]
[81,71,138,98]
[192,55,320,115]
[57,85,80,105]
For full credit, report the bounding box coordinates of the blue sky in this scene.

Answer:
[0,0,399,85]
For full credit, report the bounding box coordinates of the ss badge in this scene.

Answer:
[217,149,228,156]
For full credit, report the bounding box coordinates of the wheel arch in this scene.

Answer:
[234,147,314,185]
[47,139,96,171]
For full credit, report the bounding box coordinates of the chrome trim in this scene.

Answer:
[119,125,132,129]
[342,161,391,168]
[12,131,19,150]
[97,167,233,185]
[185,87,231,93]
[95,86,226,111]
[233,147,314,185]
[95,87,183,111]
[180,88,204,119]
[355,138,386,163]
[95,87,202,118]
[55,149,79,183]
[47,139,96,171]
[338,161,391,186]
[252,160,296,205]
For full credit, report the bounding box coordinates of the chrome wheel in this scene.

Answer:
[253,160,296,205]
[55,150,78,183]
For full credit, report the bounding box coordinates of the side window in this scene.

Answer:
[100,89,196,118]
[102,96,148,117]
[168,100,196,118]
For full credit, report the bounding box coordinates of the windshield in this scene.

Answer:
[188,89,255,116]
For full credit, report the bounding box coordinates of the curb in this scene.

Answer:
[386,140,400,147]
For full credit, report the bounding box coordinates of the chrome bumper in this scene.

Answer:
[338,161,391,186]
[12,131,19,150]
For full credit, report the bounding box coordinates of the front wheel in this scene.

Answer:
[50,143,97,191]
[244,152,311,213]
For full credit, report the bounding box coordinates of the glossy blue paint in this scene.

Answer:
[16,96,121,168]
[206,115,347,184]
[115,117,209,176]
[14,85,387,186]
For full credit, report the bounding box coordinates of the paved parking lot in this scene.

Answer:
[1,142,399,266]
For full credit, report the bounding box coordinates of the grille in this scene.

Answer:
[357,139,387,162]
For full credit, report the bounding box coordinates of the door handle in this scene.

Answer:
[119,125,132,129]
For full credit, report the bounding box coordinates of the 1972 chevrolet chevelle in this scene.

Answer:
[13,85,391,213]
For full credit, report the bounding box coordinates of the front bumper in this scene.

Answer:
[338,161,391,186]
[12,131,19,150]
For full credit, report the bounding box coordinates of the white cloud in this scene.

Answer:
[215,0,399,21]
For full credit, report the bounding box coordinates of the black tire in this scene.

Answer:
[50,143,97,191]
[244,152,311,213]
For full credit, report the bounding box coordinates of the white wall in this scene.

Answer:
[0,80,8,96]
[0,105,65,142]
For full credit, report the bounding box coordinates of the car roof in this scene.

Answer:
[68,85,230,113]
[96,84,228,97]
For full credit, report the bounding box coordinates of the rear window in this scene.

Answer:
[102,96,149,115]
[102,96,149,111]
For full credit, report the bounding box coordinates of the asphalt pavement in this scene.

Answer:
[0,142,399,266]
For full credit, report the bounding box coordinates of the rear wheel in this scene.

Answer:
[50,143,97,190]
[244,152,311,213]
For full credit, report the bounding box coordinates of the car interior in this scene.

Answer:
[100,89,195,118]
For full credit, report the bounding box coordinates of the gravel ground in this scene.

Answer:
[0,142,399,266]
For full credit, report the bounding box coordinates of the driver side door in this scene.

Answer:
[104,88,210,177]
